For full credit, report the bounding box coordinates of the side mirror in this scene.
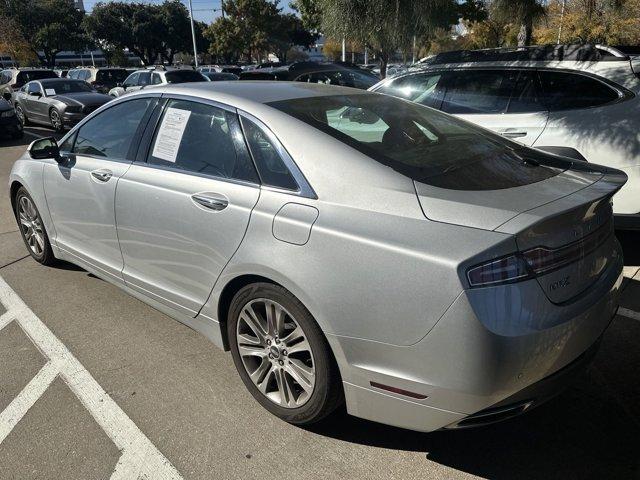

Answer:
[28,137,62,161]
[28,91,42,98]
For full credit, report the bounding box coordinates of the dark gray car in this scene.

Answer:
[14,78,112,132]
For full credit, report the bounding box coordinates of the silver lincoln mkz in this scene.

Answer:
[10,82,625,431]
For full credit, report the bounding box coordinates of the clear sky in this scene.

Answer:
[82,0,296,24]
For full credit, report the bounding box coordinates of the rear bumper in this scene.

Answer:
[333,252,623,432]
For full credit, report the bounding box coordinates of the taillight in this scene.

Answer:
[467,254,531,287]
[467,220,612,288]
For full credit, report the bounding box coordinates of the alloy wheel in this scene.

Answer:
[18,195,45,256]
[236,298,316,408]
[15,105,25,125]
[50,110,62,131]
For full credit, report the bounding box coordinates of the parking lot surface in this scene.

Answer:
[1,130,639,479]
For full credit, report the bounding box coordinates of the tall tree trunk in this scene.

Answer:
[379,51,389,79]
[517,21,533,46]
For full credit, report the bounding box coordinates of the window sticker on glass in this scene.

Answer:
[45,88,56,96]
[151,107,191,163]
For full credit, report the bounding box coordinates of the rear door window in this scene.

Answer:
[507,71,545,113]
[137,72,151,86]
[147,99,258,183]
[538,71,620,110]
[442,70,518,114]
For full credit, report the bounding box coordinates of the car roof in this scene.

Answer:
[151,81,368,107]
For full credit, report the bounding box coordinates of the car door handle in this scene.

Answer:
[500,130,528,139]
[191,193,229,211]
[90,169,113,182]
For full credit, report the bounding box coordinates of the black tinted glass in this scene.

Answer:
[17,70,57,84]
[295,69,377,89]
[148,99,258,183]
[538,71,619,110]
[442,70,518,114]
[507,71,544,113]
[96,69,128,83]
[269,94,563,191]
[165,70,206,83]
[241,118,298,190]
[74,98,153,159]
[41,80,93,94]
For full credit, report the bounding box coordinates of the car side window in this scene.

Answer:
[27,82,41,94]
[73,98,154,160]
[376,73,446,109]
[123,73,138,87]
[507,71,545,113]
[138,71,151,86]
[442,70,518,114]
[151,73,162,85]
[241,117,298,191]
[0,71,9,84]
[147,99,259,183]
[538,71,620,111]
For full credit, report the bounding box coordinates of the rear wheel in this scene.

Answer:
[228,283,343,425]
[14,187,56,265]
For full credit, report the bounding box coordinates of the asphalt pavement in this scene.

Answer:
[0,127,639,480]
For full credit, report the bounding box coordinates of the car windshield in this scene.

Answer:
[17,70,57,83]
[165,70,207,83]
[96,69,128,82]
[41,80,94,95]
[268,94,564,190]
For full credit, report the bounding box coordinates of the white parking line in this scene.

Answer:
[0,274,183,479]
[618,307,640,322]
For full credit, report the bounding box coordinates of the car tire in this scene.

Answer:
[14,187,56,266]
[49,108,65,133]
[15,104,28,126]
[228,282,343,426]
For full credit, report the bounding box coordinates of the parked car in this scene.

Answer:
[372,44,640,228]
[0,98,23,139]
[67,67,129,94]
[239,61,379,89]
[10,82,625,432]
[202,72,239,81]
[198,65,243,75]
[0,68,57,102]
[14,78,112,132]
[108,67,209,97]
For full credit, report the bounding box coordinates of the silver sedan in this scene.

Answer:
[9,82,625,431]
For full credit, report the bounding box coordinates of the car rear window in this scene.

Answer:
[538,71,620,110]
[164,70,207,83]
[17,70,57,83]
[96,69,128,83]
[268,94,564,190]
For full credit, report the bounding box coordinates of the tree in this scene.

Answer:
[318,0,458,78]
[493,0,546,46]
[290,0,323,31]
[0,14,38,66]
[4,0,89,67]
[269,13,316,62]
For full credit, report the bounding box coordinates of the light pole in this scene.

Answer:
[188,0,199,67]
[342,37,346,62]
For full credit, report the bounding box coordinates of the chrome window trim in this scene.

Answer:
[159,92,237,113]
[238,110,317,200]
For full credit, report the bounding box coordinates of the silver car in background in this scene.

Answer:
[14,78,112,132]
[9,82,625,431]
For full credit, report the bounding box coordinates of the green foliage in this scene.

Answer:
[84,1,202,65]
[290,0,323,31]
[492,0,546,46]
[317,0,458,77]
[205,0,315,63]
[4,0,88,66]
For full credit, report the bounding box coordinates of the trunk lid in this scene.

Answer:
[416,159,627,303]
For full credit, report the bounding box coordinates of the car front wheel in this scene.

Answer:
[49,108,64,132]
[15,104,27,126]
[228,283,343,426]
[14,187,56,265]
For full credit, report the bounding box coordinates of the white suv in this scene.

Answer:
[372,44,640,228]
[108,67,208,97]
